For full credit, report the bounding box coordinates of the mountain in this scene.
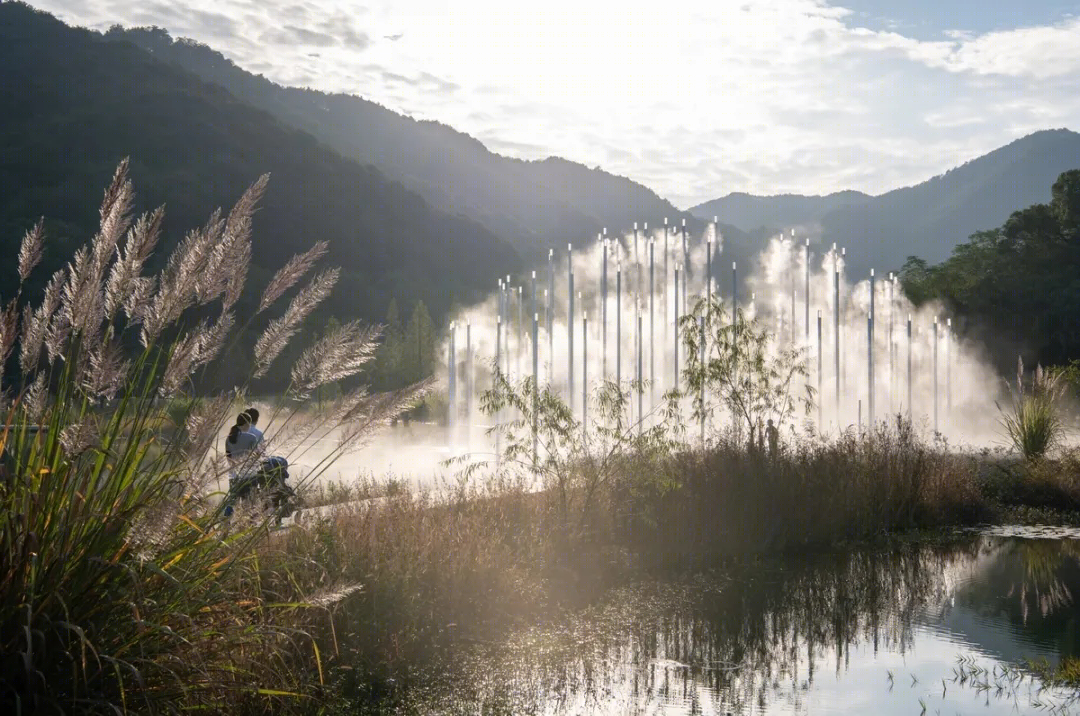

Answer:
[688,191,870,233]
[820,129,1080,278]
[103,25,700,255]
[0,2,520,332]
[691,131,1080,279]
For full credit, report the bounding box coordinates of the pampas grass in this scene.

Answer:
[0,163,417,715]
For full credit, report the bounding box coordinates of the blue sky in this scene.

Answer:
[26,0,1080,206]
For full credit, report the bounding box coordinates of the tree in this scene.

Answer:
[369,298,403,389]
[902,170,1080,369]
[403,301,435,384]
[679,294,813,444]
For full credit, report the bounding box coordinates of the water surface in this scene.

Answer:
[420,527,1080,715]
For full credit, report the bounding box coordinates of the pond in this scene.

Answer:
[413,527,1080,715]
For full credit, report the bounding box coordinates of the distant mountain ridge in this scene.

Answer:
[692,129,1080,278]
[0,3,519,339]
[106,26,700,256]
[821,129,1080,277]
[689,191,871,233]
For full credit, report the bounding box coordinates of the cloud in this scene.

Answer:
[22,0,1080,208]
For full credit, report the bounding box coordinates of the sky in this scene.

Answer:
[27,0,1080,208]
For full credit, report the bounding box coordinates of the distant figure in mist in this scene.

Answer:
[766,419,779,458]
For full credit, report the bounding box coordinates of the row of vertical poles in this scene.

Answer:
[447,226,964,454]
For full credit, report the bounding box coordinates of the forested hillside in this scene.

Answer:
[901,170,1080,369]
[0,2,520,336]
[103,24,700,255]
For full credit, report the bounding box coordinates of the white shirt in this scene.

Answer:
[248,426,264,444]
[227,429,258,460]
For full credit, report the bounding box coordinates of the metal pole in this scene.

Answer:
[946,317,953,417]
[707,235,714,300]
[907,314,912,419]
[663,220,669,370]
[732,261,737,327]
[804,238,810,341]
[699,314,706,448]
[582,309,588,433]
[517,286,523,380]
[568,245,574,414]
[495,316,501,463]
[616,258,622,389]
[789,233,796,345]
[889,273,894,413]
[448,322,455,447]
[466,320,472,447]
[869,269,875,427]
[682,218,688,312]
[649,239,655,407]
[817,310,822,428]
[532,312,539,469]
[933,316,939,434]
[630,313,639,434]
[674,266,680,389]
[602,239,608,382]
[548,250,554,382]
[866,313,872,432]
[834,262,840,419]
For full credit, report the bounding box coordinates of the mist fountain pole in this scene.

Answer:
[466,320,472,447]
[707,230,714,300]
[634,223,641,323]
[732,262,737,327]
[699,315,706,448]
[946,318,953,419]
[804,238,810,341]
[616,255,622,391]
[663,220,669,376]
[933,316,939,434]
[548,250,554,383]
[532,311,539,471]
[674,266,680,389]
[907,314,912,419]
[517,286,523,380]
[602,239,608,383]
[789,233,796,345]
[568,245,574,414]
[839,248,846,398]
[582,309,588,432]
[817,309,822,428]
[448,322,456,448]
[682,218,689,312]
[866,313,872,432]
[889,273,895,413]
[649,239,655,408]
[543,290,550,384]
[833,252,840,419]
[495,315,501,463]
[637,311,643,434]
[869,269,875,427]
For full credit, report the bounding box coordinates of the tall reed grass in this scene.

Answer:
[0,163,420,714]
[1000,358,1066,461]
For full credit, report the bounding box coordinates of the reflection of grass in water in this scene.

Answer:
[412,541,983,714]
[953,654,1080,712]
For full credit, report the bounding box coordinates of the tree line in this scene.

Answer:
[900,169,1080,371]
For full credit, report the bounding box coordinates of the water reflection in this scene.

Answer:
[423,529,1080,715]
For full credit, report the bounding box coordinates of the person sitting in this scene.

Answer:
[244,407,265,444]
[225,412,259,463]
